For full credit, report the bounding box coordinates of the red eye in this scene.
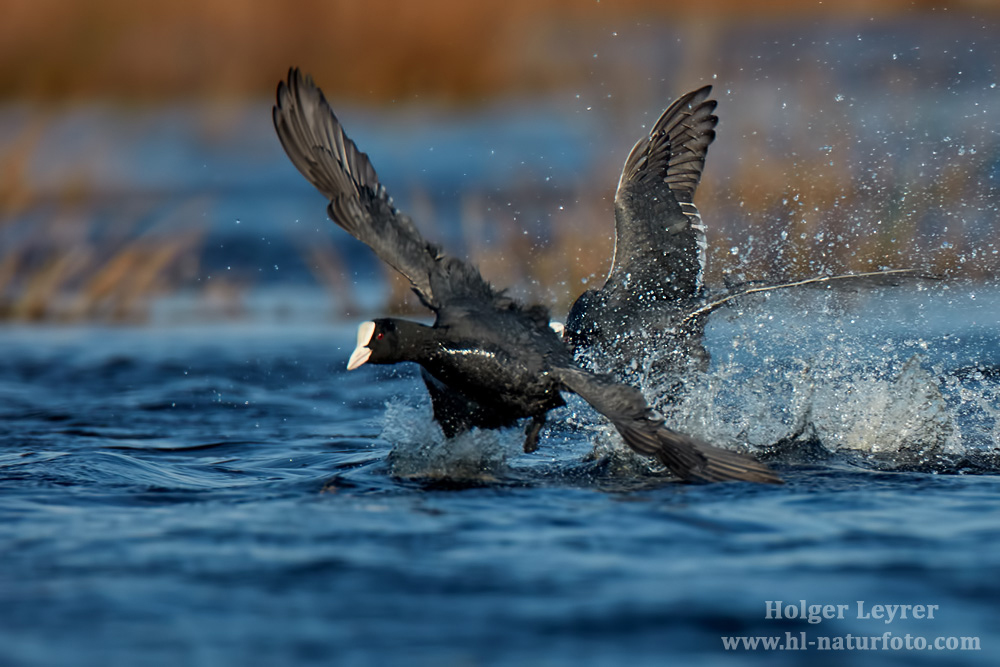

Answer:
[376,332,384,340]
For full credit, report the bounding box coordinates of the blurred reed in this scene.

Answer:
[0,0,936,103]
[2,106,995,323]
[1,1,997,322]
[0,130,204,321]
[0,227,203,322]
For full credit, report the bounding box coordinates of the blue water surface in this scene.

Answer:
[2,286,998,666]
[4,17,1000,661]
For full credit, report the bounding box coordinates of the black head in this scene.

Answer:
[347,319,400,370]
[346,318,433,370]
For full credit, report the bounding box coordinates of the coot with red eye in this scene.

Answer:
[273,68,780,484]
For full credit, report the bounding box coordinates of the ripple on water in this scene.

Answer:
[1,292,1000,666]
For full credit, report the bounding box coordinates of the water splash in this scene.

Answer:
[381,399,521,482]
[810,355,957,465]
[646,285,1000,473]
[375,284,1000,479]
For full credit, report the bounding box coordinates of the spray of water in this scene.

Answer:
[648,283,1000,473]
[381,399,522,481]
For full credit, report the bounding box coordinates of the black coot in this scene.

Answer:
[273,68,779,484]
[565,86,717,382]
[565,87,918,385]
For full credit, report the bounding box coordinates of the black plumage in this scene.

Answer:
[565,87,718,380]
[273,68,779,484]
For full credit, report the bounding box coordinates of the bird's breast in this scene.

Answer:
[424,342,558,416]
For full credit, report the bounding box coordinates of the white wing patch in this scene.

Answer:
[680,201,707,291]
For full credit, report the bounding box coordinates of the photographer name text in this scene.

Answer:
[765,600,939,625]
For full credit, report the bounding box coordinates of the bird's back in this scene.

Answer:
[421,301,568,418]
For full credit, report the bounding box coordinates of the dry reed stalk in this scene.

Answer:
[75,230,203,321]
[11,247,92,321]
[0,113,50,222]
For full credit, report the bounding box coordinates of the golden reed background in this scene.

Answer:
[0,0,997,321]
[0,0,956,102]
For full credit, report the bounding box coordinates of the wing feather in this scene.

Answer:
[273,68,496,310]
[603,85,718,304]
[554,366,781,484]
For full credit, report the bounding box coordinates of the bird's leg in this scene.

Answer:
[523,415,546,453]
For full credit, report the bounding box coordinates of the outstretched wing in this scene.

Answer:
[553,365,781,484]
[603,86,717,304]
[273,68,495,310]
